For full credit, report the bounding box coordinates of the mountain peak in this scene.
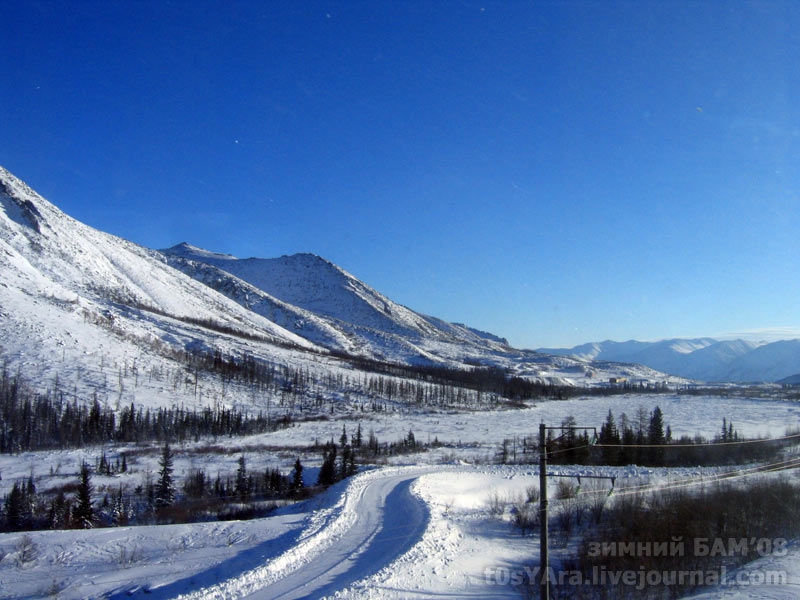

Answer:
[0,166,48,234]
[276,252,337,269]
[162,242,237,261]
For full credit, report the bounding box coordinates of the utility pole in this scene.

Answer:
[538,423,603,600]
[539,422,549,600]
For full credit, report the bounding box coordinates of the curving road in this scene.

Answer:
[256,472,429,599]
[178,467,432,600]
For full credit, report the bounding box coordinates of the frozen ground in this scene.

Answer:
[1,393,799,599]
[2,393,798,501]
[2,464,799,600]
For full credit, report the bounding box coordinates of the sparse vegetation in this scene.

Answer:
[557,477,800,599]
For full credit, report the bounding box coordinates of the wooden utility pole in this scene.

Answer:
[538,423,603,600]
[539,422,549,600]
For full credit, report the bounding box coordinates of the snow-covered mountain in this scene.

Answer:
[0,166,680,406]
[540,337,800,383]
[160,242,514,365]
[0,166,333,408]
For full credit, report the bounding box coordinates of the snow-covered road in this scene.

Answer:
[3,462,798,599]
[175,467,435,600]
[256,473,428,600]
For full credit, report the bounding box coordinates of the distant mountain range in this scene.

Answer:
[538,338,800,383]
[0,165,682,410]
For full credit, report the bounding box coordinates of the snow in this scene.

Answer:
[684,542,800,599]
[2,164,685,422]
[3,460,798,599]
[541,337,800,383]
[2,165,800,599]
[2,391,799,599]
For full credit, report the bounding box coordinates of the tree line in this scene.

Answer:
[1,444,306,532]
[0,368,293,453]
[498,407,794,467]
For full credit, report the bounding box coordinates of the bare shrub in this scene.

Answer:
[576,476,800,599]
[486,490,506,518]
[118,544,143,567]
[44,578,65,598]
[15,534,38,567]
[512,501,537,535]
[442,497,454,516]
[525,484,540,504]
[554,479,577,500]
[554,499,577,546]
[587,489,607,525]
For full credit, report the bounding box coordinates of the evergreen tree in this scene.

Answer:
[155,443,175,509]
[236,454,250,501]
[291,458,304,495]
[317,442,337,486]
[618,412,636,465]
[599,410,620,465]
[4,482,25,531]
[647,406,666,466]
[367,429,379,456]
[339,443,351,481]
[48,490,70,529]
[73,462,94,528]
[111,484,128,526]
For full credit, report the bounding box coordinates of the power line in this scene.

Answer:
[593,431,800,449]
[605,457,800,498]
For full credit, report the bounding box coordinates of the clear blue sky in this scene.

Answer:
[2,1,799,348]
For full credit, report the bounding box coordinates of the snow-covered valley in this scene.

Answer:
[2,392,800,599]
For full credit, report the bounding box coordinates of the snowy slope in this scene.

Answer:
[539,338,718,364]
[0,166,325,408]
[160,243,683,382]
[0,165,680,401]
[161,243,514,363]
[720,340,800,383]
[3,461,798,599]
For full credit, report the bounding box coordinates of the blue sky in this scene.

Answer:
[2,1,799,348]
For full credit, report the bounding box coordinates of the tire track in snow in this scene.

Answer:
[174,466,435,600]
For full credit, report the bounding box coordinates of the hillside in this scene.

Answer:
[0,166,679,413]
[0,167,338,409]
[160,242,514,366]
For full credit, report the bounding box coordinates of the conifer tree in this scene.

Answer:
[48,490,70,529]
[155,443,175,509]
[73,462,94,528]
[317,442,337,486]
[291,458,304,495]
[236,454,250,501]
[4,482,25,531]
[648,406,666,466]
[599,410,620,465]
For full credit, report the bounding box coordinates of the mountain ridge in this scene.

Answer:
[0,165,686,409]
[539,337,800,383]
